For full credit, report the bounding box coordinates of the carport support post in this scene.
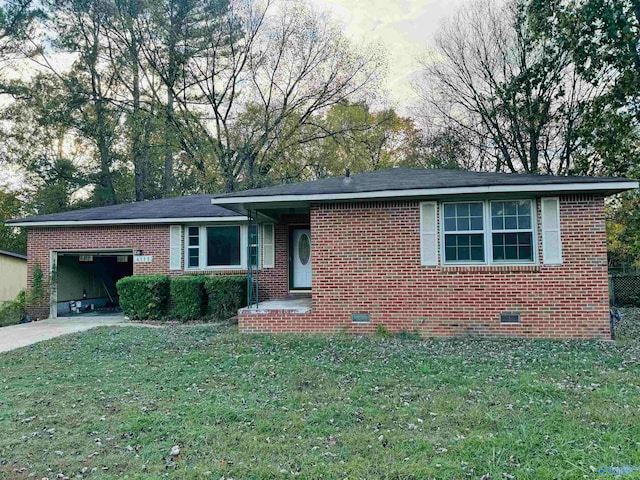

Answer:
[49,251,58,319]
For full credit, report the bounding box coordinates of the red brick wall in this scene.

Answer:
[240,195,611,339]
[26,223,291,319]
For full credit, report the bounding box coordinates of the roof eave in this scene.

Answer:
[211,181,639,211]
[6,215,249,228]
[0,250,27,260]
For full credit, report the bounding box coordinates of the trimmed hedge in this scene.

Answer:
[117,275,170,320]
[170,276,206,321]
[203,275,247,321]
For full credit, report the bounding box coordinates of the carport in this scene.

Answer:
[51,250,133,318]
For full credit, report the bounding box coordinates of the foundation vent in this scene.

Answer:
[352,313,371,324]
[500,312,521,324]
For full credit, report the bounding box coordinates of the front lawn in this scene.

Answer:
[1,326,639,479]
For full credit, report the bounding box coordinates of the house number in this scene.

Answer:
[133,255,153,263]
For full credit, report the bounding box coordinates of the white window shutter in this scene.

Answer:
[420,202,438,266]
[261,223,275,268]
[169,225,182,270]
[541,197,562,264]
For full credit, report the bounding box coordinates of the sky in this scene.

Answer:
[310,0,467,113]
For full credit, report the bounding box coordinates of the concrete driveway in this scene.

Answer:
[0,315,139,353]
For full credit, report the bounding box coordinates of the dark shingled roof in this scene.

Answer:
[7,195,242,225]
[0,250,27,260]
[215,167,637,198]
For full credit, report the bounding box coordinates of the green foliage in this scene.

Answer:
[169,276,206,322]
[116,275,170,320]
[0,189,26,254]
[117,274,246,322]
[374,323,394,338]
[375,324,423,340]
[1,264,48,326]
[202,275,247,321]
[0,0,41,53]
[278,102,427,181]
[31,263,44,301]
[0,290,26,327]
[395,329,423,341]
[607,191,640,267]
[527,0,640,178]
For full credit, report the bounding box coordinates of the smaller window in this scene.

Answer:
[187,226,200,268]
[298,233,311,265]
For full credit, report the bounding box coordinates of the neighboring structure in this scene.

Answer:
[0,250,27,302]
[8,168,639,338]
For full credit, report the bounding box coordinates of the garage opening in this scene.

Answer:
[55,251,133,317]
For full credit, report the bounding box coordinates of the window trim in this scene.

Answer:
[184,224,247,271]
[439,199,538,266]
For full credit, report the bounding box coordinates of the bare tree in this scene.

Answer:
[414,0,604,174]
[177,0,384,191]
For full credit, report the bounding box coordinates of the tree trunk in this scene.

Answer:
[96,103,117,205]
[164,88,174,196]
[131,35,145,201]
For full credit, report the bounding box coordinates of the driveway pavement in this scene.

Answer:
[0,315,148,353]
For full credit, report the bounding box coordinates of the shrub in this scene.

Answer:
[375,324,394,338]
[170,276,206,321]
[116,275,170,320]
[396,330,422,341]
[0,291,27,327]
[203,275,247,322]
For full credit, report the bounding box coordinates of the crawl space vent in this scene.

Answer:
[351,313,370,324]
[500,312,521,324]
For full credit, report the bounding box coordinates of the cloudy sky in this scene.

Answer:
[310,0,466,112]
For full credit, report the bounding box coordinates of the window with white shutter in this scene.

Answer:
[420,202,438,266]
[261,223,275,268]
[541,197,562,264]
[169,225,182,270]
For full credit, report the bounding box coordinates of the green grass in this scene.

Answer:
[1,326,640,479]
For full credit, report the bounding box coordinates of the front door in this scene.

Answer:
[292,229,311,289]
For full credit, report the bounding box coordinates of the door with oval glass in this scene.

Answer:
[292,228,311,289]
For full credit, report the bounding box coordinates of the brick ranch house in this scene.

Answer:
[8,168,638,338]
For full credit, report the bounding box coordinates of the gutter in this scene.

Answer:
[7,216,249,228]
[211,181,639,205]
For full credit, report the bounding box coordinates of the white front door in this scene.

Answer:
[292,229,311,289]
